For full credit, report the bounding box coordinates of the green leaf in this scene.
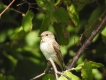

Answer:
[101,25,106,37]
[0,31,6,43]
[11,27,27,47]
[36,0,55,13]
[85,7,103,37]
[54,23,69,45]
[77,0,92,11]
[4,53,17,67]
[92,69,103,80]
[90,61,104,69]
[42,74,56,80]
[67,4,79,27]
[39,14,50,34]
[22,10,34,32]
[25,31,40,47]
[101,26,106,45]
[81,61,93,80]
[0,74,5,80]
[13,27,26,40]
[59,71,80,80]
[81,61,103,80]
[53,7,70,23]
[72,63,84,71]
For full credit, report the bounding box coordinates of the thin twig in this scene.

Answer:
[31,58,71,80]
[11,8,24,14]
[30,72,45,80]
[69,9,106,69]
[57,71,71,80]
[0,0,15,17]
[48,58,58,80]
[80,9,106,42]
[30,62,52,80]
[48,58,71,80]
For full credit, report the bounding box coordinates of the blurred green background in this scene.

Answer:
[0,0,106,80]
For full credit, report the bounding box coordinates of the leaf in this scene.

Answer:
[59,71,81,80]
[22,10,34,32]
[13,27,26,40]
[81,61,93,80]
[53,7,70,23]
[101,25,106,45]
[101,25,106,37]
[67,4,79,27]
[90,61,104,69]
[0,74,5,80]
[0,31,6,43]
[11,27,27,47]
[36,0,55,12]
[81,60,103,80]
[72,63,84,71]
[42,74,56,80]
[77,0,92,11]
[54,23,69,45]
[39,14,50,34]
[92,69,103,80]
[84,7,103,37]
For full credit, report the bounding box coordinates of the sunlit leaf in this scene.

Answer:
[25,31,40,47]
[22,10,34,32]
[13,27,26,40]
[59,71,81,80]
[92,69,103,80]
[67,4,79,27]
[42,74,55,80]
[81,61,93,80]
[90,61,104,68]
[101,25,106,37]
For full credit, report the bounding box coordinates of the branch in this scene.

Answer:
[69,9,106,69]
[0,0,15,17]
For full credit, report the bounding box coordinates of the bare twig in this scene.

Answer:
[0,0,15,17]
[11,8,24,14]
[48,58,59,80]
[48,58,71,80]
[69,9,106,69]
[30,72,45,80]
[57,71,71,80]
[30,62,52,80]
[30,58,71,80]
[80,9,106,42]
[17,0,37,11]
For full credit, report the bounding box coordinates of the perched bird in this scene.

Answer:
[39,31,66,70]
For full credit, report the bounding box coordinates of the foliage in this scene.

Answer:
[0,0,106,80]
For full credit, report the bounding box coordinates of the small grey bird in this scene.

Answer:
[39,31,66,70]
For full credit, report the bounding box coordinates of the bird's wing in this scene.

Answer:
[52,40,66,70]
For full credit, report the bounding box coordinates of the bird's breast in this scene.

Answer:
[40,40,56,60]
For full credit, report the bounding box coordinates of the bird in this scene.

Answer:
[39,31,66,70]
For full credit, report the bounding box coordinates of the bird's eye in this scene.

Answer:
[46,34,48,36]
